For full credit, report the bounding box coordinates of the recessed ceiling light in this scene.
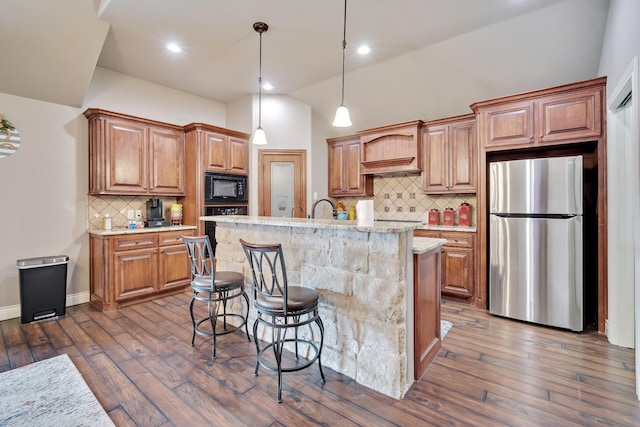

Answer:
[166,42,182,53]
[262,82,273,90]
[357,45,371,55]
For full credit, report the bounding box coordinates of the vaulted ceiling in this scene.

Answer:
[0,0,610,127]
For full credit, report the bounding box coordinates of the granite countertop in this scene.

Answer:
[202,215,424,233]
[416,224,477,233]
[87,225,197,236]
[412,237,447,254]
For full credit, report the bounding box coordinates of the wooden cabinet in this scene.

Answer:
[423,114,476,194]
[327,134,373,197]
[413,246,441,380]
[84,109,185,196]
[181,123,250,235]
[414,230,475,300]
[472,81,604,150]
[202,129,249,175]
[358,120,423,174]
[89,228,195,311]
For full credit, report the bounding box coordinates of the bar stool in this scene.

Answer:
[239,239,325,403]
[183,235,250,359]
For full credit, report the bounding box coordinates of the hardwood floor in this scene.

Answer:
[1,293,639,426]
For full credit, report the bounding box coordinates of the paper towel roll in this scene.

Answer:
[356,200,374,226]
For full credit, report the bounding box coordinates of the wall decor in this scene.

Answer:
[0,114,20,158]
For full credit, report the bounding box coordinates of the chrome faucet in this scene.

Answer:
[311,198,337,219]
[291,205,304,217]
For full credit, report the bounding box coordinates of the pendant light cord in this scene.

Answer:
[258,30,263,127]
[340,0,347,105]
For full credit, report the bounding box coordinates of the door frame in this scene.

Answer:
[257,149,307,217]
[607,56,640,398]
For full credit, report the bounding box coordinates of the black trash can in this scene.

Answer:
[16,255,69,323]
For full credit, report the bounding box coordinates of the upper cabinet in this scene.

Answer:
[422,114,477,194]
[84,109,185,196]
[190,125,249,175]
[327,134,373,197]
[471,77,605,150]
[358,120,423,175]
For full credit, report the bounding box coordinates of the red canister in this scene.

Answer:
[458,203,471,226]
[428,208,440,225]
[443,208,455,226]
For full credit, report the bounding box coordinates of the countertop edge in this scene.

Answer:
[413,237,447,254]
[87,225,197,236]
[202,215,423,233]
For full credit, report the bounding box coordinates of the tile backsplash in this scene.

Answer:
[87,195,178,230]
[87,176,475,229]
[336,174,477,225]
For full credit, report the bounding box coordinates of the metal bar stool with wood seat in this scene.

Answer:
[239,239,325,403]
[183,235,250,359]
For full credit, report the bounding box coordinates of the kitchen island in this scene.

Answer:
[203,215,444,399]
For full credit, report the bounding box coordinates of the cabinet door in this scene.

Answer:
[113,248,158,301]
[344,139,366,193]
[227,136,249,175]
[537,89,602,143]
[158,244,191,291]
[148,126,185,195]
[413,248,441,380]
[328,142,346,195]
[448,120,476,193]
[481,100,535,148]
[105,119,147,193]
[423,125,449,193]
[203,132,228,172]
[441,246,474,298]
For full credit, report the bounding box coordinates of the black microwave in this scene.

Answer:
[204,172,248,204]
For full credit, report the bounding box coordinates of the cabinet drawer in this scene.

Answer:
[413,230,440,239]
[113,234,158,251]
[442,232,474,248]
[159,229,195,246]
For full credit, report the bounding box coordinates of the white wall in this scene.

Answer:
[0,93,88,320]
[0,69,228,319]
[235,94,313,215]
[598,0,640,347]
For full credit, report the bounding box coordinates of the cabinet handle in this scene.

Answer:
[539,134,544,139]
[530,136,534,141]
[135,240,140,245]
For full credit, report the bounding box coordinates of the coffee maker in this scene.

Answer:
[144,198,170,227]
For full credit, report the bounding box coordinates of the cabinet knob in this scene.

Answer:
[135,240,140,244]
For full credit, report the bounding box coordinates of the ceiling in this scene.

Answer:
[0,0,610,126]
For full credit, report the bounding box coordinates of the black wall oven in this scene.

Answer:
[204,205,248,256]
[204,172,247,204]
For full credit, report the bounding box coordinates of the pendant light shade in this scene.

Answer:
[252,22,268,145]
[252,126,267,145]
[333,0,352,127]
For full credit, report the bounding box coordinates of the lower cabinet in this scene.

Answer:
[414,230,475,300]
[90,229,195,311]
[413,246,442,380]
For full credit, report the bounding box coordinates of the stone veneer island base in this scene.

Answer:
[203,215,443,399]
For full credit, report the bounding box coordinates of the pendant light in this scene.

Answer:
[252,22,268,145]
[332,0,352,127]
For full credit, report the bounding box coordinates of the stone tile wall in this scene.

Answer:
[215,221,414,399]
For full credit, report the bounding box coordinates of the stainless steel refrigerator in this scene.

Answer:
[489,155,583,331]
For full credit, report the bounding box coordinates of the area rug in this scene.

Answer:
[441,320,453,338]
[0,354,114,426]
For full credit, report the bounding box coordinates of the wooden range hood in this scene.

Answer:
[358,120,423,175]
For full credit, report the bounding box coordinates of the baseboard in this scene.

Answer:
[0,291,90,322]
